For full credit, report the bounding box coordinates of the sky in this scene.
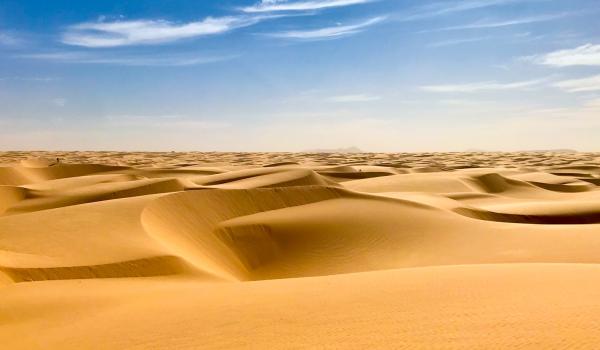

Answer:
[0,0,599,152]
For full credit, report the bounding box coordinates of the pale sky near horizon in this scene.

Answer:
[1,0,599,152]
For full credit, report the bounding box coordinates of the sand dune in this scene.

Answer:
[2,151,600,348]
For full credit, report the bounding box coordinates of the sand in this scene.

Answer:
[2,151,600,349]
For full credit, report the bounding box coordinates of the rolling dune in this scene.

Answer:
[2,151,600,349]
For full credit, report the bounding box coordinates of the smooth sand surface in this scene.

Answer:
[2,151,600,349]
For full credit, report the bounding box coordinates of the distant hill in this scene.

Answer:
[519,149,578,153]
[463,149,578,153]
[304,146,364,154]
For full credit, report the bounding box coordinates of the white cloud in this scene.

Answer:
[18,51,236,66]
[61,16,261,47]
[242,0,373,13]
[421,79,545,92]
[421,13,571,32]
[553,74,600,92]
[427,36,489,48]
[327,94,381,102]
[266,16,384,40]
[528,44,600,67]
[52,98,67,107]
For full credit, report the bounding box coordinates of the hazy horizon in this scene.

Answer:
[1,0,599,151]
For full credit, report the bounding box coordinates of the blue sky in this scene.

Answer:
[1,0,599,151]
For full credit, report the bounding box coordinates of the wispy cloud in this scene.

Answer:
[266,16,384,40]
[0,76,59,82]
[327,94,381,102]
[553,74,600,92]
[105,115,231,129]
[421,79,546,92]
[61,16,262,47]
[242,0,374,13]
[398,0,523,21]
[18,51,236,66]
[499,97,600,131]
[427,36,489,48]
[428,30,546,48]
[421,13,571,32]
[0,32,21,46]
[526,43,600,67]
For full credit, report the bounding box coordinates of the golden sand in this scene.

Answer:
[2,151,600,349]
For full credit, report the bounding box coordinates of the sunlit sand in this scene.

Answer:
[2,151,600,348]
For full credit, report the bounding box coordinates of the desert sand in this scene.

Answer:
[2,151,600,349]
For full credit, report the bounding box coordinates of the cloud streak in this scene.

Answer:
[398,0,525,21]
[19,51,236,66]
[61,16,262,47]
[266,16,384,40]
[421,79,546,92]
[421,13,571,32]
[0,76,59,82]
[427,36,489,48]
[0,32,21,46]
[242,0,374,13]
[553,74,600,92]
[528,43,600,67]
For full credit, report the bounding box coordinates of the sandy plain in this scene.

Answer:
[2,151,600,349]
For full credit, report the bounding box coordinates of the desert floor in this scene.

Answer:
[2,151,600,349]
